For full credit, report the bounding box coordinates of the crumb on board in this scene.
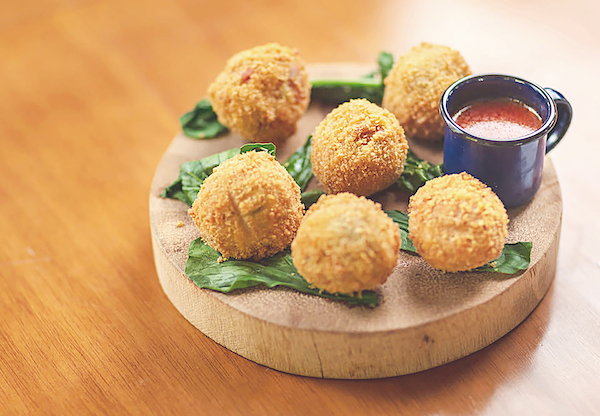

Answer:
[176,221,184,227]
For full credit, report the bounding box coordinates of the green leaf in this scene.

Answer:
[240,142,276,156]
[160,144,276,205]
[310,78,384,105]
[185,238,379,306]
[180,99,228,139]
[300,189,325,209]
[396,150,444,194]
[160,177,194,206]
[310,51,394,105]
[475,242,533,274]
[175,148,239,204]
[377,51,394,81]
[179,160,212,204]
[384,209,532,274]
[282,136,313,191]
[384,210,415,252]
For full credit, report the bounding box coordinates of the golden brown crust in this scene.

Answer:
[208,43,311,144]
[188,151,304,260]
[408,172,509,272]
[382,42,471,141]
[311,99,409,196]
[291,193,401,294]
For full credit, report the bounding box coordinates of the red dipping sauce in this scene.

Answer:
[453,98,543,140]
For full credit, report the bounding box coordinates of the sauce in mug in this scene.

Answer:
[453,98,543,140]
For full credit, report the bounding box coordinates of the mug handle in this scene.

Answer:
[545,88,572,153]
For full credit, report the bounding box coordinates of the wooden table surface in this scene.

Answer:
[2,0,599,414]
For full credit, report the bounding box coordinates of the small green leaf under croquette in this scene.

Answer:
[180,98,228,139]
[185,239,379,306]
[385,209,532,274]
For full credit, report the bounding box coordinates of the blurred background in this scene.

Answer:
[1,0,599,414]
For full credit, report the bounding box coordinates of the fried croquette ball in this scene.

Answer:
[188,151,303,261]
[207,43,311,144]
[382,42,471,141]
[408,172,509,272]
[311,99,409,196]
[291,193,401,294]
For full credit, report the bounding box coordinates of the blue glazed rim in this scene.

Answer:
[439,74,558,147]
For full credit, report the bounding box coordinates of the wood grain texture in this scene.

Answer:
[149,64,562,378]
[1,0,600,414]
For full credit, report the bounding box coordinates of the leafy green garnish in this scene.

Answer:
[396,150,444,194]
[282,136,313,191]
[377,51,394,82]
[162,137,443,206]
[185,238,379,306]
[310,51,394,105]
[385,209,531,274]
[180,98,228,139]
[240,142,277,155]
[300,189,325,209]
[476,242,533,274]
[310,78,385,105]
[160,143,275,205]
[384,210,417,252]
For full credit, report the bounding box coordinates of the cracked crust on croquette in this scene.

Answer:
[208,43,311,144]
[408,172,509,272]
[311,99,409,196]
[382,42,471,141]
[188,151,303,261]
[291,193,401,294]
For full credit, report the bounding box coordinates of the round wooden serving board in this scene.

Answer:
[149,64,562,379]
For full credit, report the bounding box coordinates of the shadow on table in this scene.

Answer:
[303,283,554,415]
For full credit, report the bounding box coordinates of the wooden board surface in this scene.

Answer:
[149,64,562,379]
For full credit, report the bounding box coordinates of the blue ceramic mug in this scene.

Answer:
[440,74,572,208]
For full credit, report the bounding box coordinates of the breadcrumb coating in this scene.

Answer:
[382,43,471,141]
[188,151,303,261]
[311,99,409,196]
[408,172,508,272]
[291,193,401,294]
[208,43,311,144]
